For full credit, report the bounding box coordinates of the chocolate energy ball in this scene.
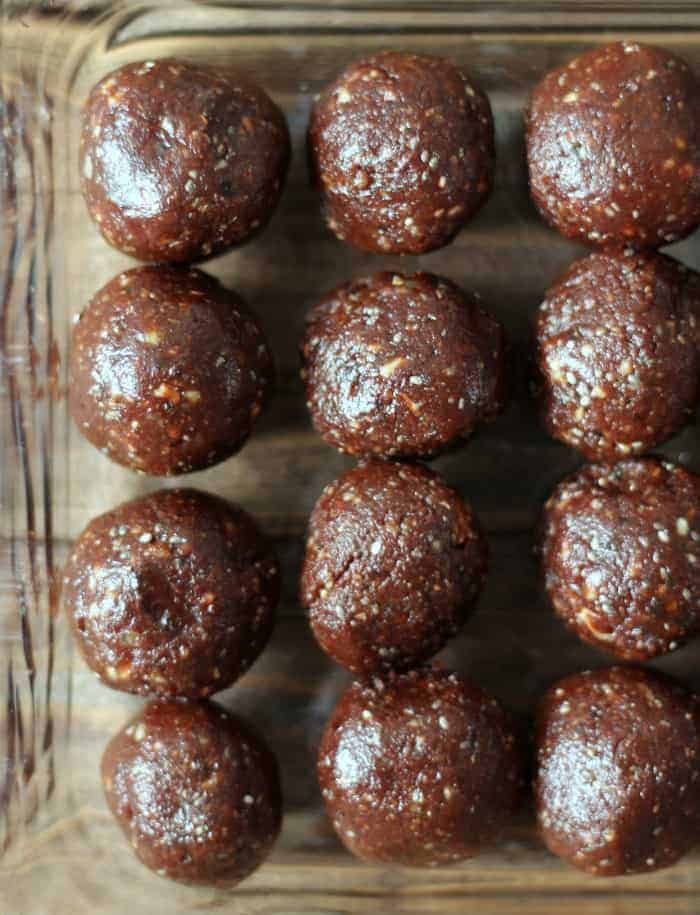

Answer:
[63,488,280,697]
[102,700,282,885]
[526,41,700,249]
[81,58,290,263]
[308,50,494,254]
[318,668,523,866]
[535,666,700,876]
[301,461,487,675]
[70,266,273,476]
[300,272,507,459]
[535,251,700,460]
[541,458,700,660]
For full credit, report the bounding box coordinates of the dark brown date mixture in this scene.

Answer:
[80,58,290,263]
[534,251,700,460]
[300,272,507,459]
[535,666,700,876]
[69,266,273,476]
[526,41,700,249]
[102,700,282,885]
[308,50,494,254]
[301,461,487,675]
[541,459,700,660]
[318,668,523,866]
[63,488,280,697]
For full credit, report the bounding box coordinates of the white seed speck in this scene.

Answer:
[676,518,689,536]
[438,716,449,731]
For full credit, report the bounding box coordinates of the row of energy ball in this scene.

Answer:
[69,250,700,479]
[81,43,700,262]
[71,57,290,888]
[64,40,700,884]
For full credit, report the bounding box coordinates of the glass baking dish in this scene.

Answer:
[1,2,699,912]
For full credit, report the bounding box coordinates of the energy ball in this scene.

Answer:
[301,461,487,675]
[63,488,280,697]
[541,458,700,660]
[70,266,273,476]
[102,700,282,885]
[535,251,700,460]
[308,50,494,254]
[535,666,700,876]
[80,58,290,263]
[300,271,507,458]
[318,668,523,866]
[526,41,700,249]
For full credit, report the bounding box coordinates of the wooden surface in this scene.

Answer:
[2,3,700,913]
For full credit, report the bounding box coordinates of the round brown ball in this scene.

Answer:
[301,461,487,675]
[535,666,700,876]
[102,699,282,885]
[541,458,700,660]
[318,668,523,866]
[69,266,273,476]
[526,41,700,249]
[300,271,507,459]
[308,50,494,254]
[535,251,700,460]
[63,488,280,697]
[80,58,290,263]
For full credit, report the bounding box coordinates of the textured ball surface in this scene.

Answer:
[535,666,700,876]
[81,58,290,262]
[526,41,700,248]
[70,266,273,476]
[301,461,487,674]
[318,668,523,866]
[309,51,494,253]
[102,700,282,885]
[541,459,700,660]
[301,271,507,458]
[64,488,280,697]
[535,251,700,460]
